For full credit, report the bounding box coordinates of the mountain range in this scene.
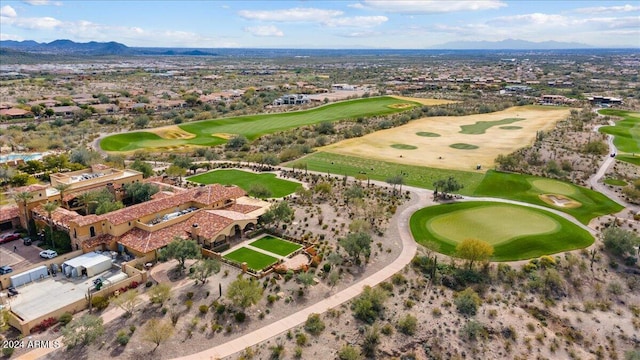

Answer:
[432,39,592,50]
[0,38,613,58]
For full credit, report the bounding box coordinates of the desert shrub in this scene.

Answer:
[199,305,209,314]
[397,314,418,335]
[338,344,363,360]
[295,332,308,346]
[59,312,73,326]
[145,280,153,288]
[381,323,394,335]
[91,295,109,311]
[234,311,246,323]
[116,329,130,346]
[460,320,486,341]
[351,286,388,324]
[304,313,325,335]
[454,288,482,316]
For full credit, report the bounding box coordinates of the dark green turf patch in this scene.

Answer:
[223,247,279,271]
[450,143,479,150]
[391,144,418,150]
[416,132,441,137]
[459,117,525,135]
[616,155,640,166]
[101,96,419,152]
[410,201,593,261]
[598,109,640,153]
[499,126,522,130]
[603,178,627,186]
[249,236,302,257]
[286,152,484,195]
[187,169,300,198]
[473,170,623,224]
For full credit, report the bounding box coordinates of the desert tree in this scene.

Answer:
[158,238,201,272]
[148,283,172,305]
[456,238,494,270]
[142,318,174,352]
[111,289,141,318]
[339,232,372,265]
[62,314,104,349]
[42,201,59,247]
[226,276,263,313]
[190,258,221,285]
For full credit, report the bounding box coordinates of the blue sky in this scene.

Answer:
[0,1,638,48]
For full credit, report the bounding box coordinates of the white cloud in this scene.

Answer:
[0,33,22,41]
[575,4,640,14]
[360,0,506,14]
[244,25,284,37]
[324,16,388,28]
[23,0,62,6]
[0,5,17,17]
[488,13,568,26]
[348,3,365,9]
[238,8,343,22]
[2,15,63,29]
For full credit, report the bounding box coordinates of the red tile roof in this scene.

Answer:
[117,209,245,253]
[84,234,115,249]
[13,184,48,193]
[0,206,19,222]
[223,203,261,214]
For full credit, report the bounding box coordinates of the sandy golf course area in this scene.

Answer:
[322,105,573,172]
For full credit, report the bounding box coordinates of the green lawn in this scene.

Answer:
[598,109,640,154]
[616,155,640,166]
[459,118,525,135]
[101,96,419,152]
[187,169,300,198]
[249,236,302,256]
[603,178,627,186]
[287,152,485,196]
[473,170,623,224]
[390,144,418,150]
[410,201,593,261]
[223,247,279,271]
[449,143,479,150]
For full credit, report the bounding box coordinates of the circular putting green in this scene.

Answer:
[499,126,522,130]
[410,201,593,261]
[391,144,418,150]
[416,132,441,137]
[450,143,479,150]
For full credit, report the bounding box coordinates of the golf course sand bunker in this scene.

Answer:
[322,106,572,172]
[149,126,195,140]
[539,194,582,208]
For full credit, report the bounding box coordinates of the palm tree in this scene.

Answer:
[13,191,33,230]
[76,192,96,215]
[42,202,59,248]
[53,183,72,209]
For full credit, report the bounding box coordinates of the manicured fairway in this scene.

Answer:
[459,118,525,134]
[249,236,302,257]
[287,152,485,196]
[410,202,594,261]
[598,109,640,153]
[416,132,441,137]
[603,178,627,186]
[616,155,640,166]
[473,171,623,224]
[188,169,300,198]
[223,247,279,271]
[100,96,420,152]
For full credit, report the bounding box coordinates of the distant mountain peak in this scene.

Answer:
[432,39,592,50]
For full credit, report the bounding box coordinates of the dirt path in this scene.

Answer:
[175,188,423,360]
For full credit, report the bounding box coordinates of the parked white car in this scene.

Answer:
[39,250,58,259]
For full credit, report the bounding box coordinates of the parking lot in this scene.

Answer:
[0,239,46,272]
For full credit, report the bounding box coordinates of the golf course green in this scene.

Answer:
[410,201,593,261]
[100,96,419,152]
[187,169,300,198]
[598,109,640,154]
[473,171,623,224]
